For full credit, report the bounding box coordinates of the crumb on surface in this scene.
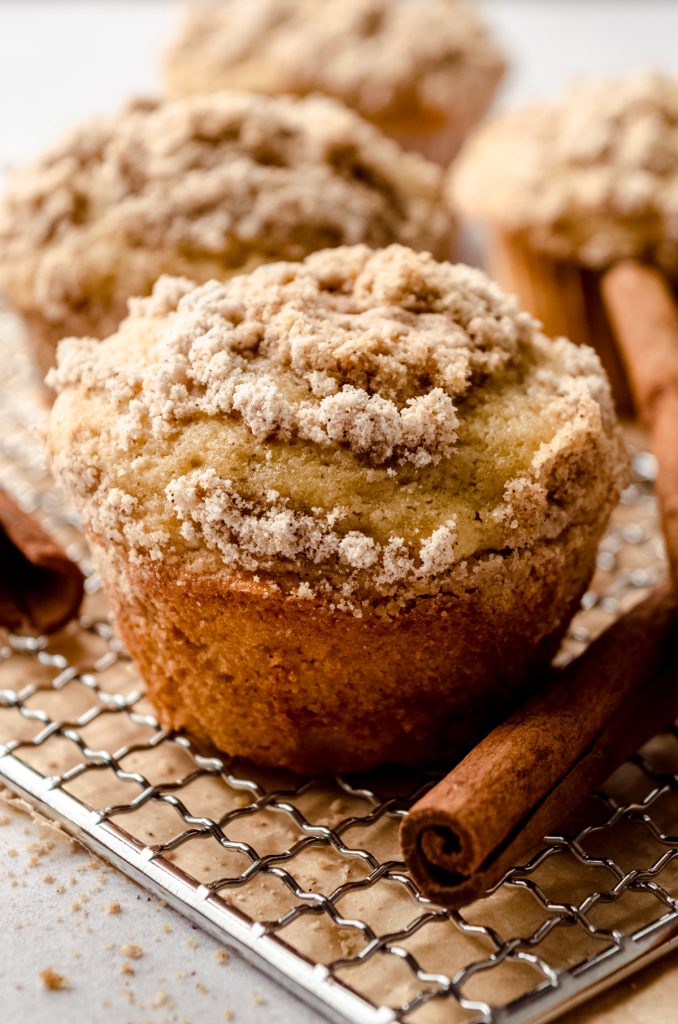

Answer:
[106,901,121,914]
[152,989,169,1007]
[119,944,143,959]
[40,968,68,991]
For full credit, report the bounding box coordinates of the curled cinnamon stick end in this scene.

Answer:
[602,261,678,590]
[0,487,84,634]
[400,586,678,907]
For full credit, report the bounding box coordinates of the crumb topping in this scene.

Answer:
[0,92,450,325]
[453,71,678,268]
[165,0,505,123]
[47,245,627,609]
[49,246,535,468]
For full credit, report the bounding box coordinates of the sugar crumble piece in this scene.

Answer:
[120,963,135,977]
[152,989,169,1007]
[215,947,230,965]
[39,968,68,991]
[119,944,143,959]
[106,901,121,914]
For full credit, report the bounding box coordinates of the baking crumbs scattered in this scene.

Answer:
[196,983,208,994]
[216,948,230,965]
[161,922,172,933]
[185,937,197,949]
[106,901,121,914]
[251,992,266,1006]
[0,814,11,825]
[120,944,143,959]
[224,1011,234,1021]
[120,963,135,977]
[7,848,17,857]
[39,968,68,991]
[42,874,54,884]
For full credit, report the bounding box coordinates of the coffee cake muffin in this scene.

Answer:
[46,245,627,773]
[164,0,506,165]
[452,71,678,412]
[0,92,451,376]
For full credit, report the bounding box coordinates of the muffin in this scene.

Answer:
[0,92,451,376]
[46,245,627,774]
[164,0,506,166]
[452,71,678,413]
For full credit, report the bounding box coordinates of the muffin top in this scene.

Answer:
[165,0,505,126]
[453,71,678,269]
[0,92,450,329]
[47,245,626,613]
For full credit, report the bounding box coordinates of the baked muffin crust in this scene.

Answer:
[0,93,451,368]
[47,245,627,613]
[165,0,506,129]
[452,71,678,270]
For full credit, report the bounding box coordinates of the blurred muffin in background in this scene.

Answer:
[164,0,506,166]
[452,71,678,413]
[0,91,451,376]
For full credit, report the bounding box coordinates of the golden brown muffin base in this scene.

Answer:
[488,231,640,416]
[94,517,602,775]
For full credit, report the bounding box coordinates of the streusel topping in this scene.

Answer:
[0,92,450,324]
[48,246,536,468]
[453,71,678,268]
[165,0,505,123]
[47,246,627,609]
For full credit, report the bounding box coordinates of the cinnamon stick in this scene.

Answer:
[0,487,84,634]
[602,261,678,591]
[401,586,678,907]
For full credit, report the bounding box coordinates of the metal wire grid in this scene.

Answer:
[2,325,678,1024]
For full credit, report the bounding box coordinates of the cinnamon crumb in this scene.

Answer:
[39,968,68,991]
[119,944,143,959]
[152,989,169,1007]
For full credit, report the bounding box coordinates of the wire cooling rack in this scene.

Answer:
[2,316,678,1024]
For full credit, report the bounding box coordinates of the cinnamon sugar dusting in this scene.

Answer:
[47,245,628,610]
[453,71,678,269]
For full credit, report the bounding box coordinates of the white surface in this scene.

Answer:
[0,3,677,1023]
